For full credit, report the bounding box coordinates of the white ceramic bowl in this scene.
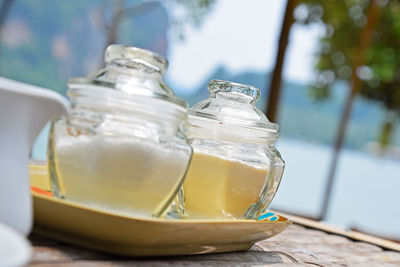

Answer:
[0,222,31,266]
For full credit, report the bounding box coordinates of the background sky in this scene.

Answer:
[166,0,324,91]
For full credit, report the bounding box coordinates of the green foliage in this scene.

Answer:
[167,0,216,40]
[360,1,400,111]
[173,0,216,27]
[296,0,400,113]
[295,0,400,147]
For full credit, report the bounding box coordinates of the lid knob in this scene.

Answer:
[208,80,260,105]
[105,45,168,75]
[68,45,187,109]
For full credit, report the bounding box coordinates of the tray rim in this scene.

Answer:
[32,190,291,225]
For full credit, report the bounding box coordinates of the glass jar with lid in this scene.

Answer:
[182,80,284,220]
[48,45,192,218]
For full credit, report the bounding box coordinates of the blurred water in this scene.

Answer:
[32,129,400,239]
[31,123,50,160]
[273,139,400,240]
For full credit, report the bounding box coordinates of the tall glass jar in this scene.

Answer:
[48,45,192,218]
[182,80,284,220]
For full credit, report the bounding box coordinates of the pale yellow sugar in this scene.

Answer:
[183,152,268,219]
[54,135,188,217]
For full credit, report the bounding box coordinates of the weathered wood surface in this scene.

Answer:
[29,224,400,266]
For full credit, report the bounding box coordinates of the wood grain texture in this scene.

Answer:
[28,224,400,266]
[275,211,400,252]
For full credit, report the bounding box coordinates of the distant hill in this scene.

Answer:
[175,66,400,150]
[1,0,169,95]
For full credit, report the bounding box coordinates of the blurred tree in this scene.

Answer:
[295,0,400,219]
[95,0,216,66]
[358,1,400,147]
[297,0,400,148]
[95,0,160,65]
[166,0,216,41]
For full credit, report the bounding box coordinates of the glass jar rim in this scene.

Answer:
[67,83,188,127]
[186,80,279,143]
[188,109,278,130]
[186,112,279,144]
[68,77,188,108]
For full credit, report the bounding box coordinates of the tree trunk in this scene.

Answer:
[99,0,124,67]
[378,110,397,150]
[99,0,158,68]
[265,0,299,122]
[319,0,381,221]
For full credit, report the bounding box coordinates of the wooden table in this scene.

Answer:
[28,217,400,266]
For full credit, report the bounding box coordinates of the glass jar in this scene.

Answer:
[182,80,284,220]
[48,45,192,218]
